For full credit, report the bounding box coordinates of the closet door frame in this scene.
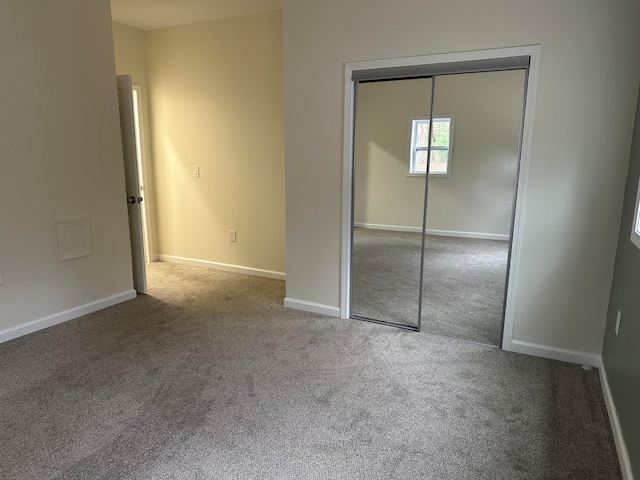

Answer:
[340,45,541,350]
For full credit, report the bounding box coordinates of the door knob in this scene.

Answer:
[127,196,136,204]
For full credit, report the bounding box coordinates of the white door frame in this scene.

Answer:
[340,45,541,351]
[117,74,148,294]
[131,84,154,263]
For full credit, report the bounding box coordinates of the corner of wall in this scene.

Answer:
[599,358,635,480]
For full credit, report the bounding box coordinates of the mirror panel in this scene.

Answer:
[420,70,526,345]
[351,78,432,329]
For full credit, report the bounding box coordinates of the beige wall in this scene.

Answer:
[355,71,524,236]
[283,0,640,354]
[428,71,524,236]
[145,11,286,274]
[0,0,133,331]
[112,22,148,92]
[112,21,158,257]
[354,78,431,230]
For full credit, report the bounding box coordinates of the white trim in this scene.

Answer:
[354,222,422,233]
[341,69,356,319]
[347,47,538,74]
[354,222,509,240]
[284,298,341,317]
[599,359,635,480]
[132,84,155,262]
[342,45,542,333]
[501,46,541,351]
[427,229,509,241]
[157,255,286,281]
[0,290,137,344]
[509,340,600,367]
[56,216,93,261]
[407,115,455,177]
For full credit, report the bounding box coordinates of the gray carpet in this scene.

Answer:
[0,262,621,479]
[352,229,508,345]
[352,228,423,329]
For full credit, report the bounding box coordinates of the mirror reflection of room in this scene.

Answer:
[352,78,432,330]
[351,70,526,345]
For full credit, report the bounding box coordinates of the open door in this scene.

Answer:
[117,74,147,294]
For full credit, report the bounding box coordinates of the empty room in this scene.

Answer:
[1,0,639,478]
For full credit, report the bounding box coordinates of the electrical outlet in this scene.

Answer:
[0,267,4,286]
[615,310,621,336]
[193,166,200,178]
[229,230,237,242]
[507,201,513,211]
[360,193,366,202]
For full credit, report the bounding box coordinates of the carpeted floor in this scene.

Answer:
[352,229,508,345]
[0,262,621,479]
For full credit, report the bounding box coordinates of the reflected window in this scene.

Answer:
[408,116,453,176]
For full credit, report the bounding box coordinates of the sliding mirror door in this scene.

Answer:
[420,70,526,345]
[351,78,433,329]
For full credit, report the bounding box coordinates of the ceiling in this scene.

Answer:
[110,0,282,31]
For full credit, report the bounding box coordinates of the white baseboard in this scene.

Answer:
[509,340,601,367]
[599,359,634,480]
[157,255,286,281]
[354,222,422,233]
[0,290,137,344]
[283,297,341,317]
[354,223,509,241]
[509,341,633,477]
[426,229,509,241]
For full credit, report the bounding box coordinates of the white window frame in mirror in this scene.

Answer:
[407,115,454,177]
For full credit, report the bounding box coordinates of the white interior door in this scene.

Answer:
[131,85,152,263]
[117,74,148,294]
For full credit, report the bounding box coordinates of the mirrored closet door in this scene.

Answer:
[351,77,433,330]
[350,69,527,345]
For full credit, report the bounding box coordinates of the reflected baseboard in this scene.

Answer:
[354,223,509,241]
[354,222,422,233]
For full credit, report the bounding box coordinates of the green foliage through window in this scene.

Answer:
[410,117,452,175]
